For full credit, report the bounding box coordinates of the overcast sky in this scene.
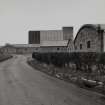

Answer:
[0,0,105,45]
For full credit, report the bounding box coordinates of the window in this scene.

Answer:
[87,41,91,48]
[57,47,59,50]
[80,44,82,50]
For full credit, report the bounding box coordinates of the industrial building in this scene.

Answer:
[0,27,73,54]
[28,27,73,53]
[74,24,105,52]
[2,24,105,54]
[0,44,40,54]
[31,24,105,53]
[29,27,73,52]
[28,27,73,44]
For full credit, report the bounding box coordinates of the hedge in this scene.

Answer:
[32,52,105,74]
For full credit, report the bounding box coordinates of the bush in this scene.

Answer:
[32,52,105,74]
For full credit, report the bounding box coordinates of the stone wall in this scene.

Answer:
[67,39,74,52]
[74,27,103,52]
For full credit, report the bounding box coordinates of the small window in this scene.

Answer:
[80,44,82,50]
[87,41,91,48]
[57,48,60,50]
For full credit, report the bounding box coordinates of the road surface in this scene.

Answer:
[0,55,104,105]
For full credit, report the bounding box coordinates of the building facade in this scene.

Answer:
[0,44,16,54]
[0,44,40,54]
[28,27,73,44]
[40,30,63,41]
[67,39,74,52]
[28,31,40,44]
[74,24,105,52]
[28,27,74,53]
[3,24,105,54]
[63,27,73,40]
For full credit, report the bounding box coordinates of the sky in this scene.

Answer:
[0,0,105,45]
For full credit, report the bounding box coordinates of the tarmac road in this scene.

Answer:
[0,55,104,105]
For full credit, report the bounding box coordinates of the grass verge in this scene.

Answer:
[27,58,105,96]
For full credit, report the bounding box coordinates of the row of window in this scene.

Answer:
[79,41,91,50]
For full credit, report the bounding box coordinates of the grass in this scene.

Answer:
[27,59,105,96]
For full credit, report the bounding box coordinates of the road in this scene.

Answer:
[0,55,104,105]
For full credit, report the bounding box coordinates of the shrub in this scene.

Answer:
[32,52,105,74]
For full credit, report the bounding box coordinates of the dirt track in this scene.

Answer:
[0,55,104,105]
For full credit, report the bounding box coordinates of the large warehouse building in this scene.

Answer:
[1,24,105,54]
[28,27,73,53]
[0,27,74,54]
[28,27,73,44]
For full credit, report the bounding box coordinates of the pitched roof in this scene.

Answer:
[40,40,68,47]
